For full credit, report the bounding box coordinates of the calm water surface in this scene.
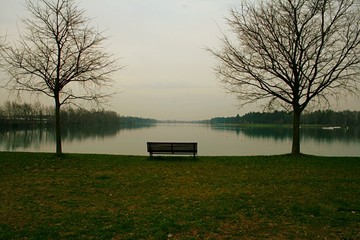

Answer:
[0,123,359,156]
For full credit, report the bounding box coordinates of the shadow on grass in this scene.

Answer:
[146,155,199,162]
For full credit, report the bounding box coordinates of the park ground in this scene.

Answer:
[1,152,359,239]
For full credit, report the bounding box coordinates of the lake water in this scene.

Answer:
[0,123,359,156]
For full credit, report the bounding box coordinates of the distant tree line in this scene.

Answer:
[0,101,156,129]
[210,110,360,127]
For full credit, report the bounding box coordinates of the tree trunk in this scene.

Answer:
[291,107,301,155]
[54,94,62,155]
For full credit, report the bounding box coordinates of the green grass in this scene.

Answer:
[1,152,359,239]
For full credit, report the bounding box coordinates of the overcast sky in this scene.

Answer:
[1,0,359,120]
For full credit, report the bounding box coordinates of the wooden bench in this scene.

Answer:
[147,142,197,157]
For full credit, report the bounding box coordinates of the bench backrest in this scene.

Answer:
[147,142,197,153]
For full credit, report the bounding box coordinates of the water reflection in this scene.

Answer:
[0,123,154,151]
[0,123,359,156]
[0,129,52,150]
[211,125,292,140]
[301,127,360,143]
[210,125,360,143]
[60,124,151,142]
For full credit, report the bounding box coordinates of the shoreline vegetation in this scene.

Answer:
[0,101,359,129]
[1,152,359,239]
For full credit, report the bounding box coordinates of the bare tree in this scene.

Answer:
[0,0,120,155]
[0,35,5,69]
[209,0,360,155]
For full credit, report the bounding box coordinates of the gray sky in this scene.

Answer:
[1,0,359,120]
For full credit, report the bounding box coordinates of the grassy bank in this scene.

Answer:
[1,152,359,239]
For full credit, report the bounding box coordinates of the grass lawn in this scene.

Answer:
[1,152,359,239]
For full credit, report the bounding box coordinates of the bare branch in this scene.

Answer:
[0,0,121,155]
[208,0,360,155]
[209,0,360,112]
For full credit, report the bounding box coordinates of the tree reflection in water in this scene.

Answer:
[0,123,154,151]
[210,125,360,143]
[0,124,359,155]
